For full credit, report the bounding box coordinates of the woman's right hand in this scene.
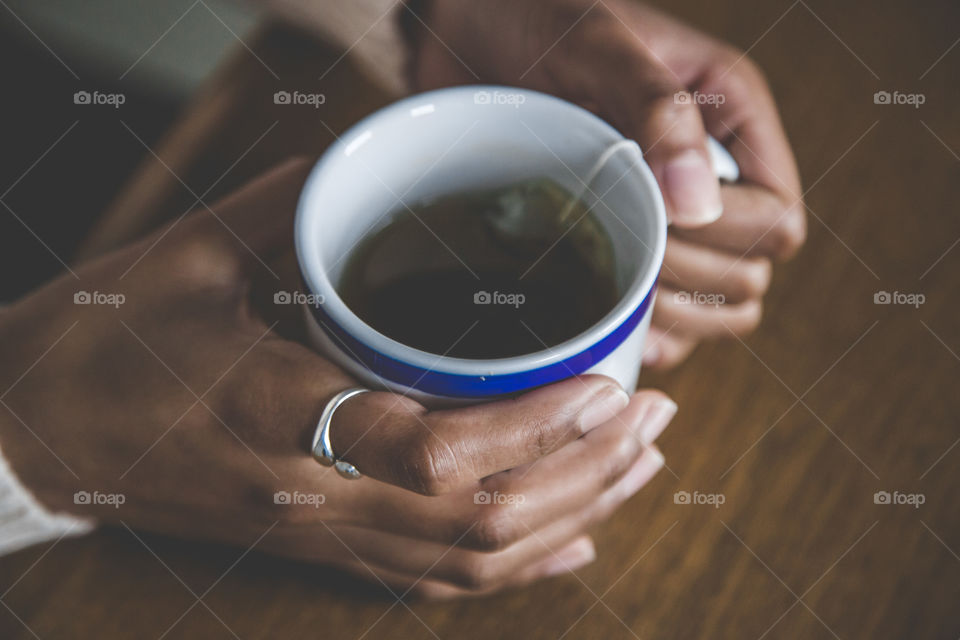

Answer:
[0,159,676,598]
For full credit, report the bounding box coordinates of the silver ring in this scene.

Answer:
[311,387,369,479]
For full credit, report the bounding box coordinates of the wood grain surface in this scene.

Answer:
[4,0,959,638]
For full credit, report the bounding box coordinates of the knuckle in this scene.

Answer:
[728,259,772,302]
[216,349,312,449]
[399,431,461,495]
[716,48,767,89]
[167,235,238,284]
[643,90,702,132]
[171,237,217,275]
[451,555,501,590]
[702,49,771,116]
[735,54,767,87]
[768,202,807,260]
[731,300,764,336]
[520,412,565,458]
[599,430,642,490]
[466,507,520,551]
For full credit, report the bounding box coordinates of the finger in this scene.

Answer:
[695,53,802,200]
[653,285,761,339]
[503,449,663,585]
[660,235,772,304]
[184,157,315,263]
[670,183,806,260]
[238,348,632,496]
[642,325,696,370]
[586,41,723,226]
[332,535,597,600]
[436,391,674,550]
[504,536,597,586]
[324,447,662,591]
[472,400,671,540]
[457,447,661,589]
[321,391,674,548]
[321,522,597,596]
[323,556,471,600]
[260,525,476,599]
[330,374,630,495]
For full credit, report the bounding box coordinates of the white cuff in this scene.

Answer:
[0,443,95,556]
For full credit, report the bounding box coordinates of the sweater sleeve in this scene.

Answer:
[258,0,409,94]
[0,442,95,556]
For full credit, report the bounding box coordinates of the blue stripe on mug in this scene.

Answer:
[308,284,655,398]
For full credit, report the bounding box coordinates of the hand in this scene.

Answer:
[0,159,677,598]
[405,0,807,368]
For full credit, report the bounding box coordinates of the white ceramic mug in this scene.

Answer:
[295,86,737,405]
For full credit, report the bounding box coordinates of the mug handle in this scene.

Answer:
[576,135,739,222]
[707,135,740,182]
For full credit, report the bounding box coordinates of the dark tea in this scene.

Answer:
[338,178,619,359]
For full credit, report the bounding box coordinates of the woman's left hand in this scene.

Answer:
[406,0,807,368]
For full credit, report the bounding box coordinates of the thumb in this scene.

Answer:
[592,48,724,227]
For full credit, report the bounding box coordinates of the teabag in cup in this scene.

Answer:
[482,177,615,278]
[484,136,739,269]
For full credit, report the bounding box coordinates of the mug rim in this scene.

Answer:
[295,85,666,390]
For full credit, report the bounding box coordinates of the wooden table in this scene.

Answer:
[3,0,959,637]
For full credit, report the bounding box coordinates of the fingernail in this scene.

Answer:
[619,446,666,497]
[578,386,630,433]
[542,537,597,576]
[639,397,678,445]
[664,149,723,225]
